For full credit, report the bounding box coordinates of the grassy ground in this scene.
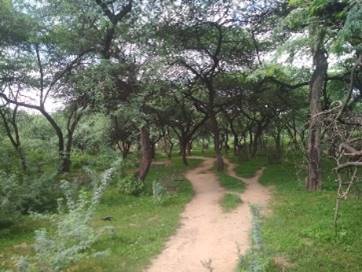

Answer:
[214,164,245,212]
[233,153,362,272]
[228,154,267,178]
[220,193,242,212]
[0,156,202,272]
[216,170,246,192]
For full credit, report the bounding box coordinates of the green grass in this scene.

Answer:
[214,159,245,212]
[236,156,362,272]
[228,154,267,178]
[0,217,49,269]
[216,170,246,192]
[0,156,202,272]
[220,193,242,212]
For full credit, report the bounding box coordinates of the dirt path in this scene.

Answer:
[146,157,271,272]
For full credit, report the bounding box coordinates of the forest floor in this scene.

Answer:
[146,157,271,272]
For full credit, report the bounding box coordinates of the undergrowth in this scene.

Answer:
[235,154,362,272]
[0,156,202,272]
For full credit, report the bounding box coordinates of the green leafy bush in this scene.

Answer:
[108,157,144,195]
[117,175,144,195]
[16,163,117,272]
[0,171,60,224]
[0,171,23,222]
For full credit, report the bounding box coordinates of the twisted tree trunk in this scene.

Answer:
[306,31,328,191]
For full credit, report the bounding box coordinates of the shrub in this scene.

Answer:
[22,172,61,213]
[110,157,144,195]
[152,180,168,203]
[0,171,23,221]
[117,175,144,195]
[16,162,117,272]
[0,171,60,224]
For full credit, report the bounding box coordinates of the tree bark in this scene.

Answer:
[179,138,188,166]
[210,113,224,171]
[306,32,328,191]
[117,142,131,159]
[136,127,153,181]
[252,125,262,158]
[167,143,173,159]
[186,141,192,156]
[60,105,84,173]
[150,142,156,159]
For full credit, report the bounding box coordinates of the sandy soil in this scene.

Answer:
[145,157,271,272]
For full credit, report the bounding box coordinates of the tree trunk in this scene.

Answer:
[60,154,71,173]
[61,129,74,173]
[186,141,192,156]
[275,132,282,155]
[150,143,156,159]
[117,142,131,159]
[233,134,239,155]
[40,109,67,173]
[180,139,188,166]
[252,130,261,158]
[273,130,283,162]
[0,108,28,172]
[249,130,253,155]
[210,113,224,171]
[224,131,230,152]
[306,31,328,191]
[136,127,153,181]
[167,142,174,159]
[17,148,27,172]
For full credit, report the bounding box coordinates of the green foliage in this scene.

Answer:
[117,175,144,196]
[335,0,362,53]
[0,170,60,223]
[17,163,117,271]
[54,157,201,272]
[73,113,111,153]
[0,171,23,220]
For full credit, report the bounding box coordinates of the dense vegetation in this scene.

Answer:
[1,0,361,271]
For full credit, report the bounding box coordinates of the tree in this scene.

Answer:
[157,1,257,170]
[274,0,351,190]
[0,104,27,171]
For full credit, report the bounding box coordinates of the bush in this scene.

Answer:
[109,157,144,195]
[152,180,168,203]
[17,162,117,272]
[117,175,144,195]
[0,171,60,224]
[0,171,23,221]
[22,172,61,213]
[72,148,119,171]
